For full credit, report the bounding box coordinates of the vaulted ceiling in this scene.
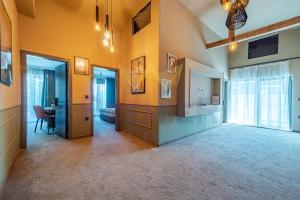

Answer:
[180,0,300,39]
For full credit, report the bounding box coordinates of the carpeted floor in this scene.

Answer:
[1,123,300,200]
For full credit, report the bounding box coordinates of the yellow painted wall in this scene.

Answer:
[0,0,21,110]
[120,0,160,106]
[159,0,228,106]
[0,0,20,187]
[18,0,126,104]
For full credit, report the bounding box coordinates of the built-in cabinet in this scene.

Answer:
[177,58,223,117]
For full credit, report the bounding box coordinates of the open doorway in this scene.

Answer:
[91,66,119,136]
[21,52,69,148]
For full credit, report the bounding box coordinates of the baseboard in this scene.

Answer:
[159,124,221,146]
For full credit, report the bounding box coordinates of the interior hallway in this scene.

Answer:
[1,125,300,200]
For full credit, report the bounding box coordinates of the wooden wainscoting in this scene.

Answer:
[71,104,92,139]
[0,105,21,188]
[119,104,159,146]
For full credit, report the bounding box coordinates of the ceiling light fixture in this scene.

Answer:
[109,0,114,52]
[226,0,248,30]
[95,0,100,31]
[220,0,232,11]
[229,42,238,51]
[102,0,115,52]
[103,38,109,47]
[238,0,249,8]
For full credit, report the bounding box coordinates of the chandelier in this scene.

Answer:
[94,0,115,52]
[220,0,249,51]
[226,1,248,30]
[220,0,249,30]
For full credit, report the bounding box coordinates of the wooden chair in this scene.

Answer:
[33,106,55,134]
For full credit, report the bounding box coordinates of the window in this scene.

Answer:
[132,2,151,35]
[248,35,279,59]
[27,68,44,122]
[227,61,291,131]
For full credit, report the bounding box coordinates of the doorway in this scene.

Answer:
[91,66,119,136]
[21,51,70,148]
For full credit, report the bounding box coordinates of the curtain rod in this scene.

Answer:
[229,56,300,70]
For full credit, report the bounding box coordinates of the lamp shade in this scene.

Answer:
[238,0,249,8]
[220,0,231,11]
[226,1,248,30]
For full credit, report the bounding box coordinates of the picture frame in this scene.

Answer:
[167,53,177,74]
[0,0,13,86]
[161,79,172,99]
[74,56,89,75]
[131,56,145,94]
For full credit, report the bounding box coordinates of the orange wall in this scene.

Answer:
[18,0,159,106]
[120,0,160,106]
[0,0,21,187]
[18,0,125,104]
[0,0,21,110]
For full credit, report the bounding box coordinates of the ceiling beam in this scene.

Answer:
[206,16,300,49]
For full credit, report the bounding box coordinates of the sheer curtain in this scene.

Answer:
[27,68,44,122]
[228,61,291,131]
[93,77,107,116]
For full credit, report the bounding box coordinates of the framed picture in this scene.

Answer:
[161,79,172,99]
[74,56,89,75]
[131,56,145,94]
[0,0,13,86]
[167,53,177,73]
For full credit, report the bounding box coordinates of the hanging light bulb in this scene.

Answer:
[95,23,100,31]
[110,45,115,52]
[229,42,238,51]
[104,30,111,39]
[110,30,115,52]
[102,38,109,47]
[95,0,100,31]
[220,0,231,11]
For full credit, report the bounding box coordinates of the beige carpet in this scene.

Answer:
[1,122,300,200]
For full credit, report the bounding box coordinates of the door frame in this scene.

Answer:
[20,50,72,148]
[90,64,120,135]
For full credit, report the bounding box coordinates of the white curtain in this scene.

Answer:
[27,68,44,122]
[228,61,291,131]
[93,77,106,116]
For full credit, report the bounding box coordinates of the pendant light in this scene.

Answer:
[228,30,237,51]
[109,0,115,52]
[110,31,115,52]
[238,0,249,8]
[220,0,232,11]
[229,42,238,51]
[95,0,100,31]
[103,0,111,40]
[226,0,248,30]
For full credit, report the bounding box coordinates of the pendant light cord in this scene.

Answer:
[111,0,113,32]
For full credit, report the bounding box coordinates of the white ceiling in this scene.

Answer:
[180,0,300,39]
[27,55,65,70]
